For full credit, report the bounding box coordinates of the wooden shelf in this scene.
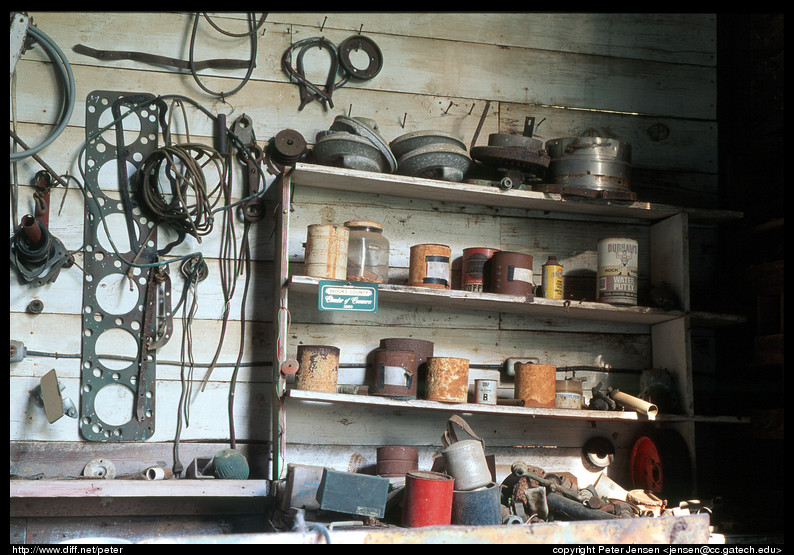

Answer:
[290,275,685,325]
[9,479,270,498]
[288,163,743,224]
[285,389,751,424]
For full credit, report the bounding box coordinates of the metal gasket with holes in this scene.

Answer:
[79,91,161,442]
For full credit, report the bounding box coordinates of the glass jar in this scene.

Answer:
[344,220,389,283]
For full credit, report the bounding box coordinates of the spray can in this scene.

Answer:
[541,256,564,299]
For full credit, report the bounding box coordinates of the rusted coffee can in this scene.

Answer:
[597,237,638,305]
[489,251,534,297]
[541,256,564,299]
[409,243,451,289]
[514,363,556,408]
[295,345,340,393]
[304,224,348,280]
[462,247,499,292]
[376,446,419,478]
[402,471,454,527]
[371,349,417,399]
[474,379,498,405]
[426,357,469,403]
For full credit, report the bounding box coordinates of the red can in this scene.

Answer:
[401,470,454,527]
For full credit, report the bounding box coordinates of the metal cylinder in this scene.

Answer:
[514,363,557,408]
[379,338,434,398]
[442,440,491,491]
[409,243,451,289]
[474,379,498,405]
[489,251,534,296]
[451,482,502,525]
[597,237,638,305]
[461,247,499,292]
[376,446,419,478]
[21,214,43,246]
[295,345,340,393]
[545,136,632,193]
[555,379,583,409]
[425,357,469,403]
[541,256,564,299]
[402,471,454,527]
[304,224,349,280]
[371,349,417,399]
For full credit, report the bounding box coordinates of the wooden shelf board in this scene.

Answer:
[9,479,270,498]
[289,275,684,325]
[288,163,742,223]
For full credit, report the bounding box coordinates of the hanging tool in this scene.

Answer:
[231,114,266,222]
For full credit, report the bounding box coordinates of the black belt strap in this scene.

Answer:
[73,44,252,70]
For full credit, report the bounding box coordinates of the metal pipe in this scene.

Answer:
[21,215,43,246]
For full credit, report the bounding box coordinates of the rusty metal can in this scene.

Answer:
[376,446,419,478]
[461,247,499,292]
[371,349,417,399]
[474,379,498,405]
[304,224,348,280]
[489,251,534,297]
[426,357,469,403]
[379,338,434,398]
[295,345,340,393]
[409,243,451,289]
[541,256,564,299]
[514,363,556,408]
[597,237,638,305]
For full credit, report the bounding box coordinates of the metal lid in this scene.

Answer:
[344,220,382,230]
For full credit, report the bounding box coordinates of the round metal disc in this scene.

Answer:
[338,35,383,80]
[582,437,615,468]
[389,130,467,160]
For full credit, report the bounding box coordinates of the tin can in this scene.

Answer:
[474,379,498,405]
[545,136,632,194]
[541,256,564,299]
[304,224,348,280]
[489,251,534,297]
[295,345,340,393]
[379,338,434,398]
[442,439,492,491]
[402,471,454,527]
[371,349,417,399]
[556,379,584,409]
[451,482,502,525]
[597,237,638,305]
[376,446,419,478]
[409,244,451,289]
[426,357,469,403]
[462,247,499,292]
[514,363,556,408]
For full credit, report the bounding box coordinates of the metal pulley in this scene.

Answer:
[543,136,635,199]
[390,131,471,182]
[312,116,397,173]
[9,215,73,287]
[470,117,550,188]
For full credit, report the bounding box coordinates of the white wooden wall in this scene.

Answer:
[10,12,717,489]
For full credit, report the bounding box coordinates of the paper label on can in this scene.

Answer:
[382,365,409,387]
[425,256,450,284]
[509,266,533,283]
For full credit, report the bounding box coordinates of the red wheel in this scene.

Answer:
[629,429,692,504]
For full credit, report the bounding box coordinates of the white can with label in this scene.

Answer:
[474,379,498,405]
[597,237,638,305]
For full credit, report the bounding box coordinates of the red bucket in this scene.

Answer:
[401,470,454,527]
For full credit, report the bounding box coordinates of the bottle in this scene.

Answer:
[344,220,389,283]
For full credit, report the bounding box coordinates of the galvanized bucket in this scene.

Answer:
[440,415,492,491]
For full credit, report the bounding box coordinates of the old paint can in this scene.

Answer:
[295,345,340,393]
[401,470,454,527]
[514,363,557,408]
[489,250,534,297]
[304,223,349,280]
[376,445,419,477]
[461,247,499,292]
[442,439,492,491]
[555,378,584,409]
[597,237,638,305]
[379,337,434,398]
[541,255,564,299]
[474,378,498,405]
[371,349,417,399]
[409,243,451,289]
[451,482,502,525]
[425,357,469,403]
